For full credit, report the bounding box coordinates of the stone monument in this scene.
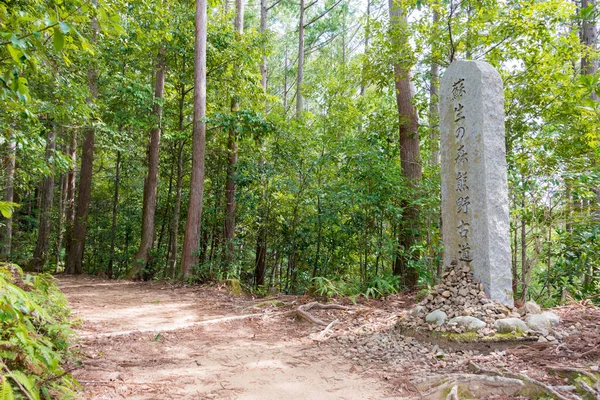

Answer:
[440,60,513,307]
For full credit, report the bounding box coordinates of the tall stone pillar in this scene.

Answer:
[440,60,513,307]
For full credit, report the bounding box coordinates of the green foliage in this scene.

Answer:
[0,264,77,399]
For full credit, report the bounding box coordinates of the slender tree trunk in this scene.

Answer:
[581,0,600,220]
[260,0,268,91]
[181,0,208,277]
[511,194,518,296]
[223,0,245,268]
[28,124,57,272]
[389,0,422,289]
[63,132,77,272]
[55,172,66,269]
[428,10,440,167]
[283,44,289,112]
[107,150,121,279]
[296,0,305,117]
[130,46,166,279]
[3,134,16,260]
[360,0,371,96]
[254,0,270,287]
[65,10,99,275]
[520,196,528,301]
[168,141,184,277]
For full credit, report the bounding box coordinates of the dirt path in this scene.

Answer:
[59,276,400,399]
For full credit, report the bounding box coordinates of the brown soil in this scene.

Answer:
[58,276,402,399]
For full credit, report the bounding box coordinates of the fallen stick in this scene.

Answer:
[288,302,350,326]
[445,385,459,400]
[314,319,339,341]
[469,361,573,400]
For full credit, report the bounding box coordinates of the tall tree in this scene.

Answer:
[388,0,422,288]
[580,0,599,219]
[223,0,245,268]
[2,134,16,260]
[296,0,306,117]
[107,150,121,278]
[63,133,77,269]
[181,0,208,277]
[28,124,57,272]
[130,46,167,279]
[65,12,99,275]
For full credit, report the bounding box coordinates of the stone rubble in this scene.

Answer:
[400,262,561,340]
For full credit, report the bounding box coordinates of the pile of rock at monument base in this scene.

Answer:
[401,261,561,341]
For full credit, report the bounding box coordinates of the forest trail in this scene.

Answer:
[59,276,401,399]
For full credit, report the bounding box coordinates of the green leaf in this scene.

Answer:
[53,27,64,51]
[0,202,19,218]
[58,21,71,34]
[6,45,22,64]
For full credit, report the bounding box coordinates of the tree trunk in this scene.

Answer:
[283,44,289,112]
[389,0,422,289]
[581,0,600,220]
[360,0,371,96]
[130,46,166,279]
[3,134,16,260]
[296,0,305,117]
[28,124,57,272]
[55,172,66,269]
[65,10,99,275]
[168,142,184,277]
[63,132,77,272]
[168,87,186,277]
[260,0,268,91]
[181,0,208,277]
[428,10,440,167]
[520,196,528,301]
[107,150,121,278]
[223,0,245,269]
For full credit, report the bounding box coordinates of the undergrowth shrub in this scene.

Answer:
[0,264,77,399]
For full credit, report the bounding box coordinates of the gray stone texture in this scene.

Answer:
[494,318,528,333]
[526,313,552,335]
[440,60,513,307]
[425,310,447,326]
[448,316,486,331]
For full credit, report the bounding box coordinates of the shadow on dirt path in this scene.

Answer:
[59,276,399,399]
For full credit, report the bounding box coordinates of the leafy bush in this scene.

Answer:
[0,264,77,399]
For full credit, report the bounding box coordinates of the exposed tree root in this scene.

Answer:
[413,373,526,399]
[469,361,573,400]
[548,366,600,390]
[311,319,339,342]
[288,302,350,326]
[445,385,459,400]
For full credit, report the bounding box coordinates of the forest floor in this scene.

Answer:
[58,276,600,399]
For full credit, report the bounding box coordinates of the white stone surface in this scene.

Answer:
[494,318,528,333]
[448,316,486,331]
[526,313,552,335]
[425,310,447,326]
[440,60,513,307]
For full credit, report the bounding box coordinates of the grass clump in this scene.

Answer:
[0,263,77,399]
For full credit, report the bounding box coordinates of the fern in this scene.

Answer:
[0,378,15,400]
[0,264,77,398]
[6,371,39,400]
